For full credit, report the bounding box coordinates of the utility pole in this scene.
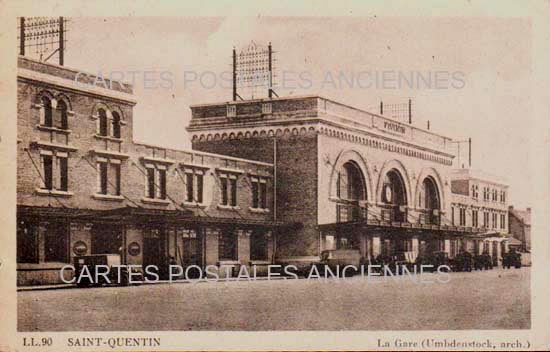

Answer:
[59,17,64,65]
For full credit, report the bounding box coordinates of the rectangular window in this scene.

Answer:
[492,213,497,228]
[184,169,204,204]
[220,174,238,207]
[459,208,466,226]
[500,214,506,229]
[251,180,259,208]
[98,160,121,196]
[260,182,267,209]
[484,212,489,228]
[451,206,455,225]
[44,222,68,263]
[186,172,194,202]
[99,162,108,195]
[158,169,167,200]
[230,178,237,206]
[59,156,68,191]
[42,154,53,190]
[472,210,478,228]
[147,167,155,199]
[196,173,203,203]
[17,220,38,263]
[251,177,268,209]
[113,163,121,196]
[221,177,228,205]
[219,229,237,260]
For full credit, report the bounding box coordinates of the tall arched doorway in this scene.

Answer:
[381,169,408,222]
[418,176,441,225]
[336,161,367,222]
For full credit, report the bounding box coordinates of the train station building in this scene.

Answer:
[16,55,512,286]
[188,95,511,268]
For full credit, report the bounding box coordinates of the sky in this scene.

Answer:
[40,16,532,208]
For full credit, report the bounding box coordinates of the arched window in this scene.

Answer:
[56,99,68,130]
[111,111,121,138]
[383,170,407,206]
[41,96,53,127]
[382,169,408,222]
[98,108,108,136]
[336,161,366,201]
[421,177,440,210]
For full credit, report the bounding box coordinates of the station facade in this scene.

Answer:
[16,56,283,286]
[188,95,511,267]
[16,56,512,286]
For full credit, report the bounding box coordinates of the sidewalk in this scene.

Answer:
[17,275,290,291]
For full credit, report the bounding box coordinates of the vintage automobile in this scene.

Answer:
[502,249,522,269]
[313,249,362,276]
[73,254,140,287]
[414,251,451,272]
[473,251,493,270]
[452,251,474,272]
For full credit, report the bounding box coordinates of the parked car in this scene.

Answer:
[414,251,451,272]
[473,251,493,270]
[313,249,362,276]
[502,249,522,269]
[73,254,137,287]
[452,251,474,272]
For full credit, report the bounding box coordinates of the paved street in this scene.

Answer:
[18,267,530,331]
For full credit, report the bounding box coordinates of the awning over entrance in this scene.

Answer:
[17,205,97,219]
[17,205,294,229]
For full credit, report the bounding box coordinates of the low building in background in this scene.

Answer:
[508,206,531,252]
[450,169,510,264]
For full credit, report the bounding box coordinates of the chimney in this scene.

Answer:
[526,207,531,212]
[508,205,514,211]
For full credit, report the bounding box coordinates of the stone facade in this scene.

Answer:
[188,95,509,267]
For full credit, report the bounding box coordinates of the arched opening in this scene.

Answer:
[98,108,108,136]
[335,161,367,222]
[56,99,68,130]
[41,96,53,127]
[111,111,121,138]
[381,169,408,222]
[418,176,440,224]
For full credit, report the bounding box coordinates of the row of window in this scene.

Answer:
[451,207,507,230]
[17,219,269,264]
[39,154,269,209]
[473,184,506,203]
[39,96,123,138]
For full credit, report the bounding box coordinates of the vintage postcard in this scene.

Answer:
[1,1,549,351]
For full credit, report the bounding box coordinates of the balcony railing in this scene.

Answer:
[336,202,367,223]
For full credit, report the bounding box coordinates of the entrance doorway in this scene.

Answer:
[143,227,168,278]
[91,224,122,255]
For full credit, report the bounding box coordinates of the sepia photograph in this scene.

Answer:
[1,1,549,351]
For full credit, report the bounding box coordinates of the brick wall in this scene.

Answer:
[193,133,320,257]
